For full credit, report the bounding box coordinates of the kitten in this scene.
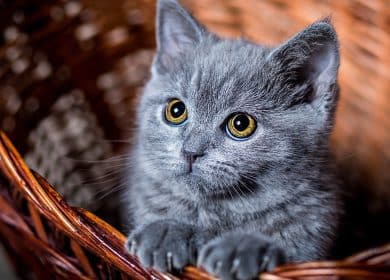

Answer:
[125,0,342,279]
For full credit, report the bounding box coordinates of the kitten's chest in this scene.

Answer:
[139,190,224,228]
[164,197,237,230]
[135,179,248,230]
[196,205,223,228]
[162,195,222,227]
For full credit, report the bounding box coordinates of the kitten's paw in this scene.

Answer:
[126,220,197,272]
[198,233,286,280]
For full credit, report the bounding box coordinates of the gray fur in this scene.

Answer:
[125,0,342,279]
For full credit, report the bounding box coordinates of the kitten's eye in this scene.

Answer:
[226,113,256,140]
[165,99,188,125]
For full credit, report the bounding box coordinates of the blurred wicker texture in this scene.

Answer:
[24,91,114,211]
[1,131,389,279]
[0,0,155,154]
[0,131,162,280]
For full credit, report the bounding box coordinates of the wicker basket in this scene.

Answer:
[0,0,389,279]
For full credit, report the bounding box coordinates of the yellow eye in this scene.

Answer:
[227,113,256,139]
[165,99,188,125]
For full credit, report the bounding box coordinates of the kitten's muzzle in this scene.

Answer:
[183,149,205,173]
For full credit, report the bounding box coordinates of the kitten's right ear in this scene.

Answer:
[267,20,340,115]
[154,0,206,72]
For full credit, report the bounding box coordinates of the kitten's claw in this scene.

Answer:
[128,239,137,256]
[166,251,173,272]
[215,260,223,274]
[259,255,270,272]
[231,258,240,273]
[198,233,286,280]
[126,220,198,272]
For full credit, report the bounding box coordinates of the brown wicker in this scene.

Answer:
[1,131,389,279]
[0,130,390,279]
[0,0,389,279]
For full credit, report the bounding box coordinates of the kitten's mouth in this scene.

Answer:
[184,163,198,175]
[187,160,193,173]
[177,161,205,181]
[183,153,204,174]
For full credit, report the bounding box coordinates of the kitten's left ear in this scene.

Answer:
[268,20,340,113]
[154,0,207,72]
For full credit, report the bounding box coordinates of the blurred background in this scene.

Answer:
[0,0,389,277]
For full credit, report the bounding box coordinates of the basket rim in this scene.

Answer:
[0,130,389,280]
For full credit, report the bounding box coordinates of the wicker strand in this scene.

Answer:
[0,0,389,279]
[1,131,390,279]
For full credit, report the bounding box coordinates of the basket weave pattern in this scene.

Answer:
[0,0,389,279]
[0,132,389,279]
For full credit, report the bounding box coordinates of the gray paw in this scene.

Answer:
[198,233,286,280]
[126,220,197,272]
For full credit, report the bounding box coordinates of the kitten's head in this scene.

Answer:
[136,0,339,198]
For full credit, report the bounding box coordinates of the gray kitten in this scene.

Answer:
[125,0,342,279]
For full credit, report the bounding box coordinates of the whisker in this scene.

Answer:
[97,182,128,200]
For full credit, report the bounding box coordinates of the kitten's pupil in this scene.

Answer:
[234,114,250,131]
[171,101,185,118]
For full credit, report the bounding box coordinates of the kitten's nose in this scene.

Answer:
[182,149,205,173]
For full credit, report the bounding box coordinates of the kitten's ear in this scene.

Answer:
[154,0,206,72]
[268,20,340,112]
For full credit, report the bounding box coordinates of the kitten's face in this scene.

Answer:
[135,0,339,198]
